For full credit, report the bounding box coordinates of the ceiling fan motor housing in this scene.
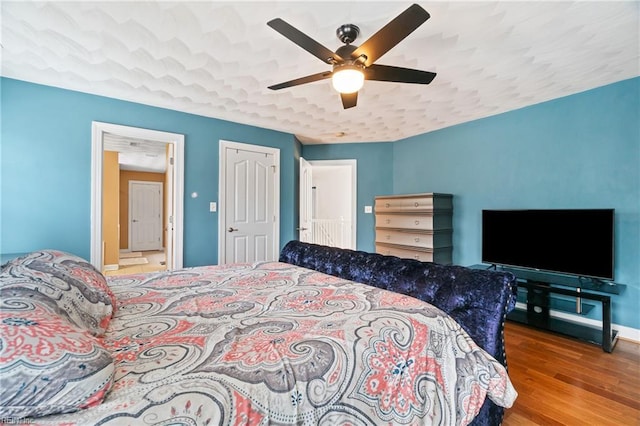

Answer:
[335,44,361,64]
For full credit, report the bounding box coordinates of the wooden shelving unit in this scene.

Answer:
[374,193,453,263]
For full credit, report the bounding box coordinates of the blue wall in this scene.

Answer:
[392,78,639,329]
[1,78,298,266]
[2,76,638,330]
[302,142,393,252]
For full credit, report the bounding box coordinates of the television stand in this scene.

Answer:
[471,265,626,352]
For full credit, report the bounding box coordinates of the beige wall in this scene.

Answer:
[102,151,120,266]
[119,170,166,250]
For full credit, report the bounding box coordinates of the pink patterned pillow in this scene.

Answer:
[1,250,115,335]
[0,303,115,418]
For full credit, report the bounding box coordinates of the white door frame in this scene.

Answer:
[299,157,313,243]
[91,121,184,270]
[308,159,357,249]
[165,143,175,267]
[218,140,280,264]
[128,180,163,251]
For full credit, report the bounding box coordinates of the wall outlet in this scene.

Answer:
[209,202,217,212]
[364,205,373,214]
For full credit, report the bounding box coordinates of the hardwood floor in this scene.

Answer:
[104,250,166,276]
[503,321,640,425]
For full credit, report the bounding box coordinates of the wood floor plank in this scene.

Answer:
[554,373,640,411]
[502,322,640,425]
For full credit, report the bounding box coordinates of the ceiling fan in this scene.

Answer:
[267,3,436,109]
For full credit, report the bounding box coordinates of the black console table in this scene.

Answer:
[470,265,625,353]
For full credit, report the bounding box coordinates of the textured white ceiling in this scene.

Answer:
[103,133,167,173]
[1,1,638,144]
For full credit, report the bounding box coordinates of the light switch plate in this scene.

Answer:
[209,202,217,212]
[364,205,372,214]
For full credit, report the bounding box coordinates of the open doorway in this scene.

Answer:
[91,122,184,273]
[299,159,357,250]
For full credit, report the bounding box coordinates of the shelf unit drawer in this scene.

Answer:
[375,244,452,264]
[375,193,453,213]
[375,213,452,231]
[375,229,452,249]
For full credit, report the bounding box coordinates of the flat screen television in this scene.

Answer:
[482,209,615,280]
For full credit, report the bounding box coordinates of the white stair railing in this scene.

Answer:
[312,219,351,249]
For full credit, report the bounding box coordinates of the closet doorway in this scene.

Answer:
[218,140,280,264]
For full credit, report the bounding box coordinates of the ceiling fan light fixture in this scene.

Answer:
[332,64,364,94]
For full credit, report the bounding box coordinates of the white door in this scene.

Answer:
[129,181,163,251]
[299,157,314,243]
[220,141,280,264]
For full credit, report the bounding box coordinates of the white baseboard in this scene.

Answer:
[514,302,640,344]
[614,325,640,343]
[103,264,119,271]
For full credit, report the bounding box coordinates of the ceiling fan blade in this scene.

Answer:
[268,71,332,90]
[268,18,344,64]
[351,4,430,67]
[341,92,358,109]
[365,64,436,84]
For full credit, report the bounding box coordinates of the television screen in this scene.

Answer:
[482,209,615,280]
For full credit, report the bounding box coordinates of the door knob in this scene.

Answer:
[132,219,139,223]
[228,227,238,232]
[296,227,308,231]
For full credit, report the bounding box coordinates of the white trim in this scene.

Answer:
[615,325,640,344]
[309,159,357,250]
[514,302,640,344]
[218,140,280,264]
[103,264,119,272]
[91,122,184,270]
[165,142,175,272]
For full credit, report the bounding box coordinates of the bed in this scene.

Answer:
[0,242,517,425]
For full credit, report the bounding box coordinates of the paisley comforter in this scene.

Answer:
[25,261,516,425]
